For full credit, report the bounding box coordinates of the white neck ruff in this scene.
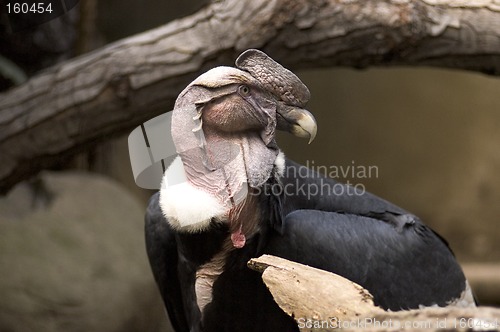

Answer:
[159,151,285,233]
[159,157,227,233]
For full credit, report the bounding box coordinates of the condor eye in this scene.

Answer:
[238,85,251,97]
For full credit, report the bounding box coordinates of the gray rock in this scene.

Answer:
[0,171,171,332]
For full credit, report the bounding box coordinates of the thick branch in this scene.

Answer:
[1,0,500,192]
[249,255,500,332]
[247,254,382,324]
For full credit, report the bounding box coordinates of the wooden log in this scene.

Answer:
[248,254,382,326]
[249,255,500,331]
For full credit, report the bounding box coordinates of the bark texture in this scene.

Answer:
[1,0,500,193]
[248,255,382,324]
[249,255,500,332]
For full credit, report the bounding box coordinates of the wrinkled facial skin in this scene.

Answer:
[168,51,318,210]
[199,82,280,149]
[164,49,318,241]
[201,85,270,134]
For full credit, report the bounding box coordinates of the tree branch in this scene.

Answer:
[249,255,500,332]
[1,0,499,193]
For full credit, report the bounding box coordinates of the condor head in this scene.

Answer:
[160,49,317,246]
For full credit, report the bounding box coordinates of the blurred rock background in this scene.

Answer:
[1,1,499,331]
[0,172,169,331]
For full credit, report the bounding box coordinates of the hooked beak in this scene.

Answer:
[277,105,317,144]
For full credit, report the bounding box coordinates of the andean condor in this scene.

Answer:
[142,49,475,332]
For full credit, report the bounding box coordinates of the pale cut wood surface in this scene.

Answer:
[249,255,500,331]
